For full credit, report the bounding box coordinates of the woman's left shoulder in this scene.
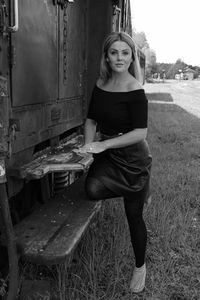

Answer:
[127,79,143,92]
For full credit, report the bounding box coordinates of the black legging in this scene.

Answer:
[85,176,147,268]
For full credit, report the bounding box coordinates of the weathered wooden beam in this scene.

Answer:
[8,136,93,180]
[14,175,102,265]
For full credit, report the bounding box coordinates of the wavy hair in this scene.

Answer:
[100,32,142,84]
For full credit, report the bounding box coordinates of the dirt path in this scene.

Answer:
[144,80,200,119]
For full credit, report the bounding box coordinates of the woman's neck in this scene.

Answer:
[110,71,131,85]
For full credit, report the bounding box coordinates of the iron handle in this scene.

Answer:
[8,0,18,32]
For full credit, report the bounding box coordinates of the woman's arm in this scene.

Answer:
[80,128,147,154]
[84,118,97,144]
[103,128,147,149]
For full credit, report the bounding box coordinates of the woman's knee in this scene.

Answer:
[85,177,103,200]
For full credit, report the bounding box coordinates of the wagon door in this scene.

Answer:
[8,0,88,155]
[58,1,87,118]
[10,0,58,107]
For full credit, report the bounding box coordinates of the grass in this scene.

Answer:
[146,93,174,102]
[19,102,200,299]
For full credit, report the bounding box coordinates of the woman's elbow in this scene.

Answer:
[137,128,148,140]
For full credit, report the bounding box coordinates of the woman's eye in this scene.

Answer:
[122,51,129,55]
[110,51,117,55]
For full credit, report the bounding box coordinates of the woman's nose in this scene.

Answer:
[117,53,122,60]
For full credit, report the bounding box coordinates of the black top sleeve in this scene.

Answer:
[127,93,148,129]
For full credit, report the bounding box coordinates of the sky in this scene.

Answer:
[130,0,200,66]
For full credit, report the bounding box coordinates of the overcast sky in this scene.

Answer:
[130,0,200,66]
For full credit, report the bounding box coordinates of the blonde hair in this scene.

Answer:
[100,32,142,84]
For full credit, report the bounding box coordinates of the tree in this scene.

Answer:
[132,31,156,78]
[133,31,149,49]
[143,48,157,77]
[166,59,187,79]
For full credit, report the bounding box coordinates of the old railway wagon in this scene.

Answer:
[0,0,144,298]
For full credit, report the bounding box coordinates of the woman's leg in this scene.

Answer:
[85,176,118,200]
[123,194,147,292]
[123,196,147,267]
[86,175,147,265]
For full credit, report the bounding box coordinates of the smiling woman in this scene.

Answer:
[106,41,133,74]
[78,31,152,293]
[99,32,143,85]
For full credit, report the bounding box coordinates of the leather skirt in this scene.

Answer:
[87,133,152,201]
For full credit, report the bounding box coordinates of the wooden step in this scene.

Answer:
[14,175,102,265]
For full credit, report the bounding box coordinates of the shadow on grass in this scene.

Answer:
[146,92,174,102]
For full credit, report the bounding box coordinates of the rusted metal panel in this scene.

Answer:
[87,0,113,100]
[0,76,9,156]
[11,0,58,107]
[58,1,87,99]
[11,96,83,153]
[9,0,88,156]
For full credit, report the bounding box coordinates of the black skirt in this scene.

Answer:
[87,137,152,201]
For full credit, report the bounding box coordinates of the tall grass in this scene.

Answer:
[22,103,200,299]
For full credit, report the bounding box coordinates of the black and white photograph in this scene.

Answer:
[0,0,199,299]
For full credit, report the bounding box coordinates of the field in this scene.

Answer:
[145,80,200,118]
[19,81,200,299]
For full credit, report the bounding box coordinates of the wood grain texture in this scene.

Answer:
[9,136,93,180]
[14,175,102,265]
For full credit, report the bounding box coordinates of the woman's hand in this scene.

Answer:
[76,142,106,154]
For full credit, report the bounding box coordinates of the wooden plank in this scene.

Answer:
[15,175,102,265]
[8,135,93,180]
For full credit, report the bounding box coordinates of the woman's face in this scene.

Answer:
[107,41,133,74]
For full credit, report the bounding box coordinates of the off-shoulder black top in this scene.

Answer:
[87,85,148,135]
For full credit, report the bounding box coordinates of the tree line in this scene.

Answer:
[133,31,200,79]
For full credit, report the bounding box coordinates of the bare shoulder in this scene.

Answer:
[127,78,143,91]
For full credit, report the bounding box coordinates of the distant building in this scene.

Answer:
[183,68,196,80]
[175,68,196,80]
[175,73,183,80]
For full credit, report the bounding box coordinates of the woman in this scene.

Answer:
[78,32,152,293]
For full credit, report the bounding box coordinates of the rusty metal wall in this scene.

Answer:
[59,1,87,99]
[9,0,87,156]
[11,0,58,107]
[87,0,113,101]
